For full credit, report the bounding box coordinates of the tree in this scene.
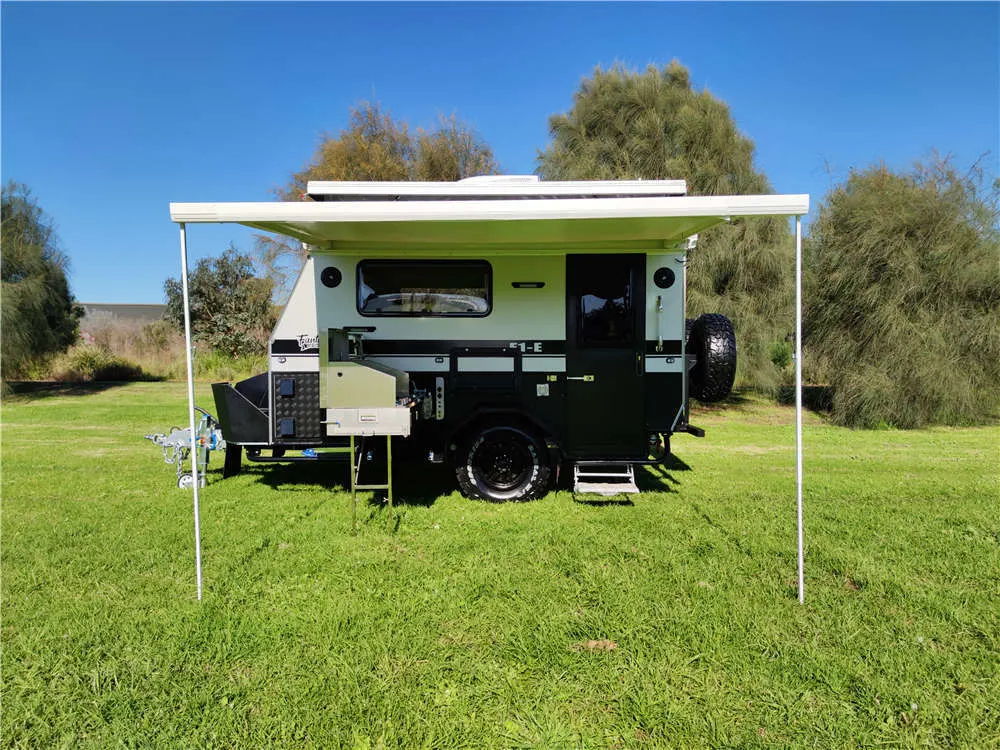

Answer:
[1,181,81,378]
[805,157,1000,428]
[164,245,276,358]
[283,102,416,197]
[283,102,498,196]
[414,114,500,182]
[537,62,793,391]
[257,102,499,300]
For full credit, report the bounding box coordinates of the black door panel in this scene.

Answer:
[566,254,646,458]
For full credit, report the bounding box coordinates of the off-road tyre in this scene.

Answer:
[455,425,552,502]
[222,444,242,478]
[688,313,737,403]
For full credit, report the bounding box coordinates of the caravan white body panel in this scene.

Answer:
[270,256,319,373]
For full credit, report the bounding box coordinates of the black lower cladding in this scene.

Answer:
[271,372,322,442]
[643,372,684,433]
[408,370,566,456]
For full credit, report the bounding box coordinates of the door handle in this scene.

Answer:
[567,375,595,382]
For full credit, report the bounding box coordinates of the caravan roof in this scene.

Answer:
[306,176,689,201]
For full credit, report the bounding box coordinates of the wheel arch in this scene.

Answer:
[451,417,555,501]
[445,407,560,462]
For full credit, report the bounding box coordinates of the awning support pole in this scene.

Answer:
[179,222,203,601]
[795,215,804,604]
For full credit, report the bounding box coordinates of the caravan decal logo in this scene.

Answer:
[270,338,320,355]
[509,341,544,353]
[297,334,319,352]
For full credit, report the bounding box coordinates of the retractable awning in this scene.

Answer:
[169,193,810,250]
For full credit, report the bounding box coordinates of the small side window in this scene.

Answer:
[357,260,492,317]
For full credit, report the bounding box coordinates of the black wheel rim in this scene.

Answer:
[472,433,533,492]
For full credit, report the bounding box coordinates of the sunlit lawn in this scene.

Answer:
[2,382,997,748]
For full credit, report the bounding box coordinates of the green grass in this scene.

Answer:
[2,383,998,748]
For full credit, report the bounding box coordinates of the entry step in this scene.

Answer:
[573,462,639,496]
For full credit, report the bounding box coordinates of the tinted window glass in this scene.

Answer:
[358,261,491,317]
[579,265,633,345]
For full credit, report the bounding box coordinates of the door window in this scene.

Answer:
[577,264,634,346]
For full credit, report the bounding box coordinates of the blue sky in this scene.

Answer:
[3,1,997,304]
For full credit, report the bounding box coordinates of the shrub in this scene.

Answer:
[51,345,149,382]
[768,340,792,376]
[140,320,178,352]
[806,157,1000,428]
[194,349,268,383]
[164,246,276,358]
[1,182,82,378]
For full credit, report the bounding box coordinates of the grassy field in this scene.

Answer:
[2,382,998,748]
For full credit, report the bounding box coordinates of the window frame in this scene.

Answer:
[355,259,493,318]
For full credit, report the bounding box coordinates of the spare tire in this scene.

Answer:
[688,313,737,403]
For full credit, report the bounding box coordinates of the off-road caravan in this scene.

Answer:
[170,177,808,500]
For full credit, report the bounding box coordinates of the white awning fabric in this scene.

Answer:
[169,193,810,251]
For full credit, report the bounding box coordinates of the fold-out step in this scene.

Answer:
[573,462,639,496]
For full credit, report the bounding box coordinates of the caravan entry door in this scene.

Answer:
[565,254,646,458]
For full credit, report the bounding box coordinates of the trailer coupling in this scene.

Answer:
[144,406,226,489]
